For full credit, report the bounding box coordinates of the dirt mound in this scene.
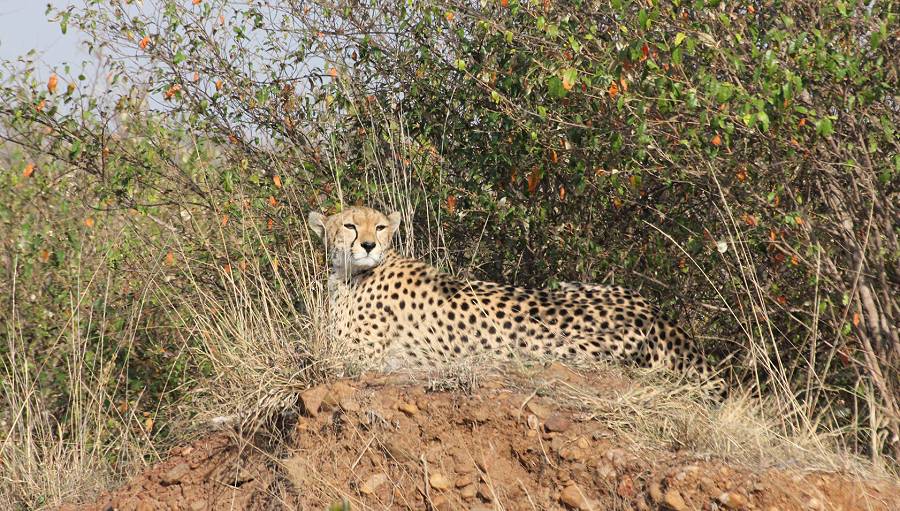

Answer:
[65,366,899,510]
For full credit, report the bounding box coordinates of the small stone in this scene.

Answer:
[460,483,478,499]
[397,402,419,416]
[429,472,452,490]
[135,501,155,511]
[664,489,688,511]
[300,386,327,417]
[577,437,590,449]
[544,414,573,433]
[526,413,540,430]
[526,400,552,419]
[699,477,719,494]
[323,382,355,411]
[455,473,476,488]
[360,473,388,495]
[189,500,206,511]
[718,492,748,510]
[430,495,451,511]
[559,484,591,510]
[160,462,190,485]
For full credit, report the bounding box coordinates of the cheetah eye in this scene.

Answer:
[376,225,387,231]
[343,223,356,230]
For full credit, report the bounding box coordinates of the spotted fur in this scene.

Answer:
[310,206,720,388]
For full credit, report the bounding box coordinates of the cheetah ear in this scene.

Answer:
[307,211,326,239]
[387,211,402,235]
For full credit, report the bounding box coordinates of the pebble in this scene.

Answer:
[360,473,388,494]
[300,386,327,416]
[526,400,552,419]
[397,402,419,416]
[559,484,591,510]
[718,491,748,509]
[544,414,573,433]
[160,462,190,485]
[664,489,689,511]
[429,472,452,490]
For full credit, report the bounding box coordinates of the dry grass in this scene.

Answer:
[0,258,159,509]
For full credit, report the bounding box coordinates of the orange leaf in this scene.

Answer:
[139,35,150,49]
[769,229,777,241]
[445,11,455,21]
[790,255,799,266]
[608,82,619,98]
[527,167,541,194]
[549,149,558,163]
[23,162,35,178]
[852,312,860,327]
[218,14,225,26]
[795,216,804,226]
[268,196,277,207]
[619,78,628,91]
[267,218,274,230]
[501,0,509,6]
[558,186,566,200]
[193,0,202,5]
[47,74,58,94]
[39,249,50,263]
[612,197,623,209]
[328,68,338,78]
[798,118,806,127]
[776,295,787,305]
[741,213,757,226]
[192,71,200,82]
[640,43,649,61]
[215,79,223,91]
[165,251,175,266]
[736,168,747,182]
[446,195,457,214]
[84,217,95,228]
[35,99,46,112]
[164,84,181,100]
[273,175,283,188]
[221,214,229,226]
[711,134,722,146]
[223,263,232,274]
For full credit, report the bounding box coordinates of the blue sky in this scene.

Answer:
[0,1,86,70]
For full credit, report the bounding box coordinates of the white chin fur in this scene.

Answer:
[352,256,379,269]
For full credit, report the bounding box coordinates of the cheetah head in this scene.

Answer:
[308,206,401,275]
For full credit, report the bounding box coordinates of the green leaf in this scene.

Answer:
[547,76,567,98]
[674,32,686,46]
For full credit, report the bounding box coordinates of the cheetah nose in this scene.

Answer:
[361,241,376,253]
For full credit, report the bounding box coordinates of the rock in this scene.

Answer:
[455,473,477,488]
[559,484,591,510]
[544,414,573,433]
[699,477,719,494]
[300,386,327,416]
[160,462,190,485]
[188,500,206,511]
[360,473,388,495]
[459,483,478,499]
[135,501,156,511]
[430,495,451,511]
[397,401,419,416]
[664,489,688,511]
[526,400,552,419]
[806,497,824,510]
[429,472,452,490]
[322,382,355,411]
[718,492,748,509]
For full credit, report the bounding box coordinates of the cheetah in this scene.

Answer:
[309,206,721,390]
